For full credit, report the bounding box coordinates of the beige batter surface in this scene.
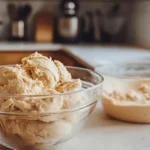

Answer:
[102,75,150,123]
[0,52,90,148]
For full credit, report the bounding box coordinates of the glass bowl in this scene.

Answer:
[96,62,150,123]
[0,66,103,150]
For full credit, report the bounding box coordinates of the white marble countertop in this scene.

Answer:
[64,45,150,67]
[0,42,150,68]
[0,43,150,150]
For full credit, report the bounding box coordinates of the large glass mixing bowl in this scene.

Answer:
[0,66,103,150]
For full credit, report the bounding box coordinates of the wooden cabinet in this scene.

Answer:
[0,50,89,69]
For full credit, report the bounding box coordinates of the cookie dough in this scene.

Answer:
[102,76,150,123]
[0,52,89,148]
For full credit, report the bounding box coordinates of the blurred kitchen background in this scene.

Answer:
[0,0,148,48]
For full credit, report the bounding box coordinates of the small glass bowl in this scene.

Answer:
[0,66,103,150]
[96,62,150,123]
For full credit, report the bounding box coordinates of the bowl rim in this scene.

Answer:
[0,65,103,115]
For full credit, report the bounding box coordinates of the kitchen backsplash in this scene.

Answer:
[0,1,149,48]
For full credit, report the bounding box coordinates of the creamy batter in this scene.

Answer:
[0,52,89,148]
[102,76,150,123]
